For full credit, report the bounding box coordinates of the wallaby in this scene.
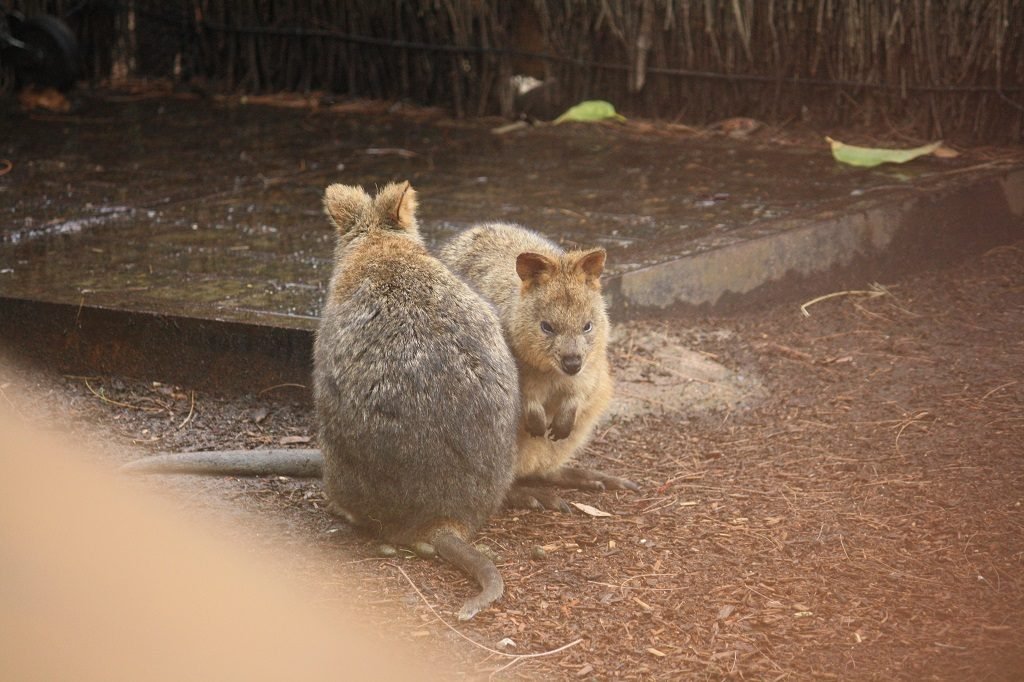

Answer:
[126,183,519,620]
[313,182,520,620]
[439,222,638,510]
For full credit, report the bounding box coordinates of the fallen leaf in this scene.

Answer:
[362,147,418,158]
[717,604,736,620]
[554,100,626,125]
[713,116,763,137]
[571,502,612,517]
[280,435,311,445]
[647,647,666,657]
[826,136,943,168]
[496,637,516,649]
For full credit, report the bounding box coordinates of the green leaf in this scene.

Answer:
[554,100,626,125]
[826,137,943,168]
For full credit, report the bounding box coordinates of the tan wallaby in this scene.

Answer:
[439,223,638,510]
[313,182,519,620]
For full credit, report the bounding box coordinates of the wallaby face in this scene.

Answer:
[514,248,608,376]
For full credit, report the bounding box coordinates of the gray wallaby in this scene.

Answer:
[313,181,519,620]
[127,182,520,622]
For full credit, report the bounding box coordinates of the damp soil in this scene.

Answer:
[3,239,1022,680]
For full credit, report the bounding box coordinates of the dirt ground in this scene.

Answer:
[2,239,1022,680]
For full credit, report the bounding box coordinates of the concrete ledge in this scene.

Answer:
[3,168,1022,393]
[0,298,313,397]
[608,168,1024,315]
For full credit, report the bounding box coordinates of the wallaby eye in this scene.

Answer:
[540,321,555,335]
[582,321,594,333]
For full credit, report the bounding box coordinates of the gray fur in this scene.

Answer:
[314,182,518,618]
[120,449,322,478]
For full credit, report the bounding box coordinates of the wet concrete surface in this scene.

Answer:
[5,92,1021,329]
[1,92,1022,387]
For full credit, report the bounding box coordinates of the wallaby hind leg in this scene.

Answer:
[505,484,572,513]
[431,531,504,621]
[522,466,641,493]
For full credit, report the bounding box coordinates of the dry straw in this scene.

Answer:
[19,0,1024,142]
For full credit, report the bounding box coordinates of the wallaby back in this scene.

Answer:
[313,183,519,618]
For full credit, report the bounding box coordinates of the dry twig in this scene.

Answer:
[0,382,26,418]
[258,382,307,395]
[390,563,582,674]
[176,391,196,429]
[800,283,890,317]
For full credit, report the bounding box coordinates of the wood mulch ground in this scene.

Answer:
[2,240,1022,680]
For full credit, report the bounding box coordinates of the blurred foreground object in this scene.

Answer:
[0,403,434,682]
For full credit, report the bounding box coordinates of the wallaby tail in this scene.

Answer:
[120,449,323,478]
[431,530,504,621]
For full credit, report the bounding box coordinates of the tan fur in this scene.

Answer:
[439,222,613,477]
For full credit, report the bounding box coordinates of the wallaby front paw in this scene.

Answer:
[548,405,577,441]
[525,406,548,437]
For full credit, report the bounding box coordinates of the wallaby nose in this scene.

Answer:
[561,354,583,375]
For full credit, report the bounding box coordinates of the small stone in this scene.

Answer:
[411,541,436,559]
[531,545,548,560]
[378,544,398,558]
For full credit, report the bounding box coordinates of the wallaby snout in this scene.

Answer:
[560,354,583,375]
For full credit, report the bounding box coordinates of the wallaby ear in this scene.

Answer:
[373,181,418,231]
[573,248,607,287]
[323,184,372,232]
[516,252,557,286]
